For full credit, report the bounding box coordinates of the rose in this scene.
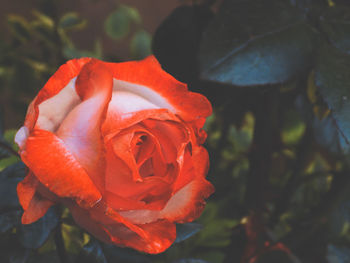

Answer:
[15,56,214,254]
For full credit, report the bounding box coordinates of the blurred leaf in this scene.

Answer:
[196,203,239,248]
[19,207,59,249]
[175,223,203,244]
[315,43,350,153]
[59,12,87,31]
[104,5,141,40]
[7,247,30,263]
[76,239,107,263]
[0,210,21,233]
[7,15,32,43]
[130,30,152,59]
[152,5,213,83]
[0,233,31,263]
[102,243,152,263]
[63,40,103,60]
[255,250,294,263]
[321,20,350,54]
[281,110,306,145]
[199,0,317,86]
[62,223,85,254]
[27,252,61,263]
[0,108,4,139]
[327,244,350,263]
[0,162,25,208]
[32,10,54,29]
[173,259,209,263]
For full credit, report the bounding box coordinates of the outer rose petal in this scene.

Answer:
[56,59,113,192]
[105,56,212,122]
[17,173,55,224]
[24,58,92,132]
[21,129,102,209]
[21,192,54,224]
[104,219,176,254]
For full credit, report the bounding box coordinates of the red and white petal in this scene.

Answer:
[21,192,54,224]
[160,179,214,223]
[105,56,212,123]
[21,129,102,208]
[25,58,92,132]
[17,173,39,211]
[36,77,80,132]
[56,59,113,191]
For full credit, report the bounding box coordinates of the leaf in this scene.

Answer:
[172,259,209,263]
[152,5,213,83]
[314,43,350,153]
[7,15,31,43]
[130,30,152,60]
[199,0,317,86]
[102,243,152,263]
[104,5,141,40]
[59,12,87,31]
[175,223,203,243]
[76,239,107,263]
[0,235,31,263]
[32,10,54,29]
[7,247,30,263]
[0,210,21,233]
[321,19,350,54]
[327,244,350,263]
[0,162,26,209]
[19,207,59,249]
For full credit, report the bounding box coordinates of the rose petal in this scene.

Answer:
[160,179,214,223]
[21,129,102,208]
[17,173,39,210]
[21,192,54,224]
[36,77,80,132]
[25,58,92,131]
[103,219,176,254]
[105,56,212,122]
[56,59,113,192]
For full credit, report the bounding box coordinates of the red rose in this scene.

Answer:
[15,56,214,254]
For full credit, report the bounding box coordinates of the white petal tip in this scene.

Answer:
[15,126,29,150]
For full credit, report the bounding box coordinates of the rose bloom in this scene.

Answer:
[14,56,214,254]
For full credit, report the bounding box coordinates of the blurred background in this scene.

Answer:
[2,0,350,263]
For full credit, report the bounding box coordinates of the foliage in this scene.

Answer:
[1,0,350,262]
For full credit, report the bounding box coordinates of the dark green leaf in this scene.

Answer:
[104,5,141,40]
[59,12,87,31]
[315,43,350,153]
[0,235,31,263]
[76,239,107,263]
[175,223,202,243]
[152,5,213,83]
[27,252,61,263]
[7,15,31,43]
[102,244,152,263]
[0,108,4,139]
[130,30,152,60]
[19,207,59,249]
[321,19,350,54]
[255,250,294,263]
[0,162,26,209]
[173,260,209,263]
[7,247,30,263]
[327,244,350,263]
[199,0,317,86]
[0,210,21,233]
